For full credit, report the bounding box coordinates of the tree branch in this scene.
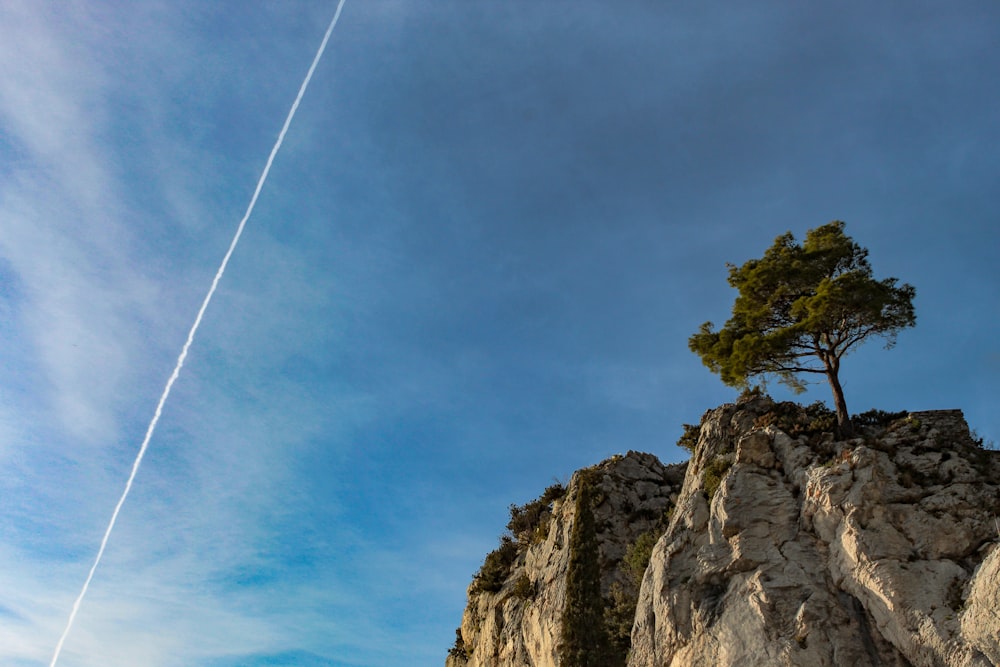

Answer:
[764,361,827,375]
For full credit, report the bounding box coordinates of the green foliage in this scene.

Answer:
[676,423,701,453]
[472,482,566,596]
[753,401,837,442]
[622,531,658,589]
[970,428,997,450]
[883,414,922,436]
[804,400,837,432]
[507,482,566,547]
[448,627,469,661]
[470,535,518,594]
[703,456,732,500]
[511,573,536,600]
[605,510,674,661]
[737,385,767,402]
[689,221,916,433]
[559,477,618,667]
[604,582,636,661]
[852,408,908,430]
[541,481,568,504]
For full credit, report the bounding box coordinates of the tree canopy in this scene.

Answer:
[689,221,915,435]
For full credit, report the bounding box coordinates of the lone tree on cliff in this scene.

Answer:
[689,221,915,437]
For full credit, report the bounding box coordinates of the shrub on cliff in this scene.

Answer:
[507,482,565,547]
[676,423,701,453]
[448,628,469,662]
[605,527,664,658]
[753,400,836,438]
[470,483,566,595]
[703,456,732,500]
[470,535,518,594]
[852,408,909,430]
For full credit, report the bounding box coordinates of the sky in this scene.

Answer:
[0,1,998,665]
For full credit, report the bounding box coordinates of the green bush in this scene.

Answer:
[604,520,671,661]
[804,400,837,432]
[737,386,766,402]
[753,400,837,439]
[448,628,468,660]
[622,531,657,589]
[703,456,732,500]
[852,408,908,429]
[471,535,518,594]
[604,582,636,660]
[511,573,535,600]
[971,428,998,450]
[472,482,567,596]
[507,482,566,546]
[676,424,701,453]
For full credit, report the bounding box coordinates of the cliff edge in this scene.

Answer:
[448,396,1000,666]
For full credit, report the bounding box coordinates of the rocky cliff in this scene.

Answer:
[448,451,686,667]
[448,396,1000,666]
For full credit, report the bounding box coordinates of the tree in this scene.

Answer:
[689,221,915,436]
[559,472,618,667]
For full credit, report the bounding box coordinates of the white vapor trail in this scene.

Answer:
[49,1,349,665]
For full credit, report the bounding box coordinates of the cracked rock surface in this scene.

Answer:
[449,397,1000,667]
[449,451,685,667]
[630,398,1000,667]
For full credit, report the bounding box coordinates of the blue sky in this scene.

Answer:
[1,1,998,665]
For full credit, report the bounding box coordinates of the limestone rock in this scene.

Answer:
[962,542,1000,664]
[447,398,1000,667]
[630,398,1000,667]
[451,451,685,667]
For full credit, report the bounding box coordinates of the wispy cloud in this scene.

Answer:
[0,3,171,447]
[0,3,364,665]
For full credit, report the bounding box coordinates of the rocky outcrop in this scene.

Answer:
[630,398,1000,667]
[449,452,686,667]
[449,397,1000,666]
[962,545,1000,664]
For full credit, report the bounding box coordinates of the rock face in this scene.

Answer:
[449,397,1000,666]
[449,451,686,667]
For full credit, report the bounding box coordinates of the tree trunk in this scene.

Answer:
[824,358,853,438]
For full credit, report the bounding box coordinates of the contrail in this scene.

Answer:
[49,2,348,664]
